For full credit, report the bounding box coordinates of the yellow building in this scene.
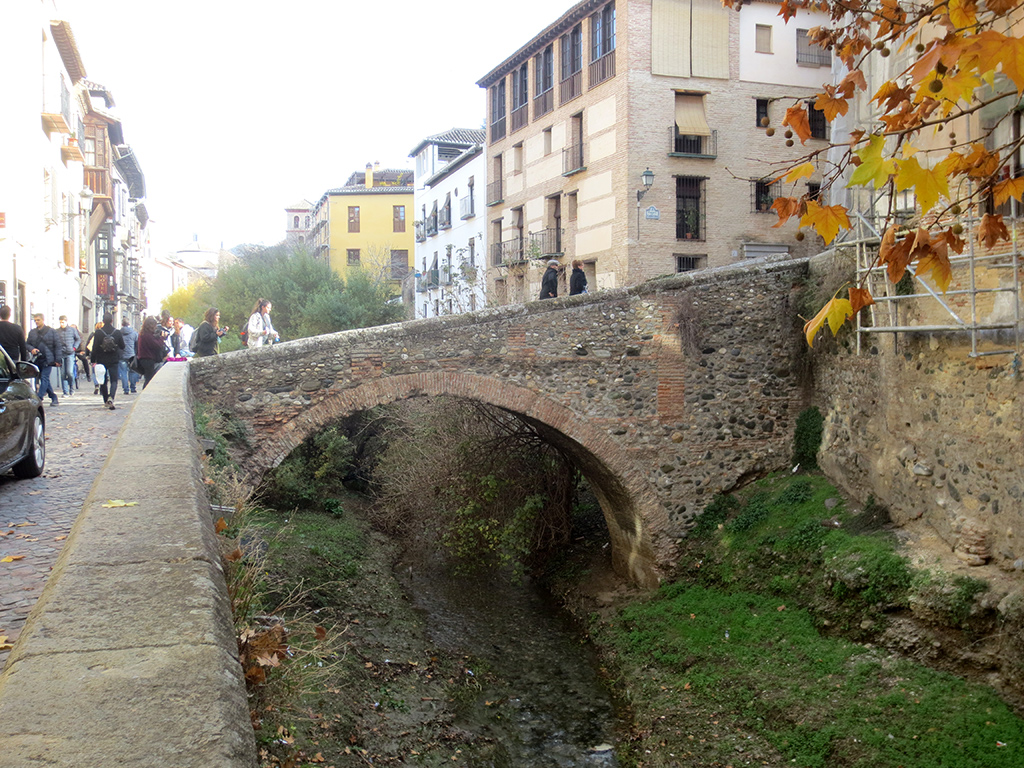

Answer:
[309,164,415,283]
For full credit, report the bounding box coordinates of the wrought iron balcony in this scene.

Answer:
[563,143,584,175]
[669,128,717,158]
[459,194,475,220]
[487,179,503,206]
[529,228,564,257]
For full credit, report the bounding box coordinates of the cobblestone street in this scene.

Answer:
[0,387,134,667]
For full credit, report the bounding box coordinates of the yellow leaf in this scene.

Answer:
[800,200,851,245]
[1,555,25,563]
[804,295,854,347]
[101,499,139,508]
[895,156,952,213]
[848,134,896,189]
[948,0,977,30]
[785,163,816,183]
[993,177,1024,207]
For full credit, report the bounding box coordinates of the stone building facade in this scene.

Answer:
[476,0,831,305]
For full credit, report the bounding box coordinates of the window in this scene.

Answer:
[305,215,310,227]
[535,45,554,117]
[807,182,821,201]
[808,102,828,140]
[347,249,361,266]
[543,127,553,155]
[796,29,831,66]
[512,143,524,173]
[560,23,583,102]
[676,177,705,240]
[293,215,299,228]
[565,191,578,221]
[755,24,772,54]
[675,255,705,272]
[468,237,476,267]
[511,62,529,132]
[564,112,584,174]
[673,92,713,155]
[393,205,406,232]
[756,98,770,128]
[348,206,360,232]
[490,79,507,142]
[390,249,409,279]
[752,179,782,212]
[590,3,616,62]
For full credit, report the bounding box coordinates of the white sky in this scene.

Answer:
[60,0,575,254]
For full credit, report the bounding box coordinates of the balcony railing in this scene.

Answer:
[589,51,615,88]
[490,116,506,143]
[84,167,111,198]
[529,228,564,256]
[510,104,528,133]
[415,222,426,242]
[534,89,553,118]
[490,237,525,266]
[563,142,584,175]
[459,194,475,219]
[559,70,581,104]
[487,179,503,206]
[439,206,452,230]
[669,128,718,157]
[426,214,438,236]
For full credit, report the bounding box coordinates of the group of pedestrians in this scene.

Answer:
[1,298,283,406]
[539,260,589,300]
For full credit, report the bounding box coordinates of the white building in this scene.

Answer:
[0,5,93,330]
[409,128,487,317]
[284,200,312,248]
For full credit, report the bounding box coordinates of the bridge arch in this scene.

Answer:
[251,372,666,588]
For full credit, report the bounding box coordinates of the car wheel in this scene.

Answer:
[13,411,45,479]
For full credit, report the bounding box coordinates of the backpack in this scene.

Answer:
[189,328,199,353]
[239,328,248,346]
[100,331,118,354]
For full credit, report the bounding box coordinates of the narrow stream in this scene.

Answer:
[398,552,619,767]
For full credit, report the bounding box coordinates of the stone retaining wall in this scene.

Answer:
[0,363,256,767]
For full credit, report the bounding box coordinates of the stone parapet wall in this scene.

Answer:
[191,256,810,586]
[813,305,1024,570]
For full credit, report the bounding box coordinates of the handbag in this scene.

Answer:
[128,356,143,375]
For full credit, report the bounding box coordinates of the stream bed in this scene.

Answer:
[398,553,620,767]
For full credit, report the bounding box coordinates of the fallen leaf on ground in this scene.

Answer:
[0,636,12,651]
[1,556,25,563]
[54,535,67,541]
[101,500,138,507]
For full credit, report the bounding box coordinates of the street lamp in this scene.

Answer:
[636,168,655,239]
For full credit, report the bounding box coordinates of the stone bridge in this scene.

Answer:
[190,256,810,587]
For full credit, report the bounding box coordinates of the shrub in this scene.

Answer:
[793,407,824,469]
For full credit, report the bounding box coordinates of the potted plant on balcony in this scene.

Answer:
[682,210,700,239]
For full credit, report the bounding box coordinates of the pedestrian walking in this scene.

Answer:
[539,260,560,300]
[89,312,125,410]
[26,314,61,406]
[246,299,279,348]
[136,316,168,389]
[569,260,588,295]
[85,321,103,394]
[0,304,29,362]
[192,307,227,357]
[118,317,140,394]
[56,315,82,397]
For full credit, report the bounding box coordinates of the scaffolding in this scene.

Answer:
[834,189,1023,362]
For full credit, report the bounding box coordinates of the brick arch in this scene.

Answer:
[255,372,666,588]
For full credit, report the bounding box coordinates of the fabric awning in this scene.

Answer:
[674,93,711,136]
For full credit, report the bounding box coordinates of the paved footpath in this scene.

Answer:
[0,387,134,667]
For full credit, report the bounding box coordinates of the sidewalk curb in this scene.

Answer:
[0,362,257,767]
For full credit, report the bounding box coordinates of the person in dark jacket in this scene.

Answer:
[56,315,82,397]
[118,318,140,394]
[569,260,588,295]
[136,316,168,389]
[27,314,61,406]
[0,305,29,363]
[539,259,560,300]
[89,312,125,410]
[192,307,227,357]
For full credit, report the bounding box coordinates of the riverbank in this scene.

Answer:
[243,474,1024,768]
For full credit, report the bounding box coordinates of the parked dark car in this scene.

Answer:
[0,347,45,479]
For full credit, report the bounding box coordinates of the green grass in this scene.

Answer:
[605,582,1024,767]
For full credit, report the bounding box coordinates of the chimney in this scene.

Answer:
[365,162,373,189]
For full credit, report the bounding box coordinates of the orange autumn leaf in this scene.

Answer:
[1,555,25,563]
[800,200,851,244]
[771,196,803,228]
[804,294,854,347]
[849,286,875,314]
[815,90,849,121]
[315,625,328,641]
[879,226,916,283]
[783,104,812,144]
[993,177,1024,207]
[978,213,1010,249]
[215,517,228,534]
[225,547,244,562]
[915,247,954,292]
